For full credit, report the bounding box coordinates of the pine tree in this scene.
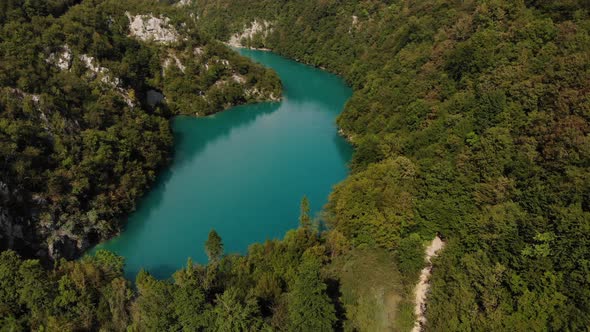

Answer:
[205,229,224,262]
[288,253,336,332]
[299,196,311,229]
[212,287,263,331]
[174,277,207,331]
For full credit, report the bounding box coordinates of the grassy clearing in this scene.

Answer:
[325,248,415,331]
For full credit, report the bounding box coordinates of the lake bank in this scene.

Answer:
[92,49,353,280]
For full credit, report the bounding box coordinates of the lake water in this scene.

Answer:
[94,49,352,279]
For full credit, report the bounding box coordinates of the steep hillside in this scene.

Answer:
[195,0,590,329]
[0,0,281,261]
[0,0,589,330]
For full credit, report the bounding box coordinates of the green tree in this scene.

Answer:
[93,249,125,277]
[288,253,336,331]
[24,0,48,17]
[205,229,224,262]
[97,278,132,331]
[212,287,263,331]
[0,251,22,318]
[133,270,180,331]
[299,195,311,229]
[173,260,208,331]
[396,233,424,282]
[17,259,51,327]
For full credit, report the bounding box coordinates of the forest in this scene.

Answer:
[0,0,280,260]
[1,0,590,331]
[2,196,419,331]
[195,0,590,330]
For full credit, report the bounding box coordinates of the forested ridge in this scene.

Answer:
[196,0,590,330]
[1,0,590,331]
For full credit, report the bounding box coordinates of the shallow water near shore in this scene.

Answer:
[92,49,352,280]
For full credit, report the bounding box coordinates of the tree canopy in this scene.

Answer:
[1,0,589,330]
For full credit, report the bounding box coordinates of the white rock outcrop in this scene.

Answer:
[46,45,73,70]
[175,0,192,7]
[79,54,121,86]
[245,87,279,102]
[5,87,40,104]
[48,48,126,97]
[350,15,360,33]
[228,20,272,48]
[77,54,134,108]
[126,12,179,44]
[231,74,246,84]
[163,53,186,74]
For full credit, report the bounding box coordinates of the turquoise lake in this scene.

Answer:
[94,49,352,279]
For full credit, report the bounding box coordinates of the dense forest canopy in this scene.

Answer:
[195,0,590,330]
[1,0,590,331]
[0,0,280,260]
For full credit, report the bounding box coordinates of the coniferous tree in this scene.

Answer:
[173,280,207,330]
[205,229,224,262]
[299,196,311,230]
[287,253,336,332]
[212,287,263,331]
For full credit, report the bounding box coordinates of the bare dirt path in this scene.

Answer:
[412,236,445,332]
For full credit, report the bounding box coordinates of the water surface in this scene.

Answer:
[95,49,352,279]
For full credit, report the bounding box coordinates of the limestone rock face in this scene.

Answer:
[126,12,179,44]
[46,45,73,70]
[46,47,135,108]
[175,0,192,7]
[228,20,273,48]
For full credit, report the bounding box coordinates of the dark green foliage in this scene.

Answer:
[287,253,336,332]
[0,222,346,330]
[134,270,180,331]
[0,250,133,330]
[1,0,590,330]
[205,229,224,262]
[196,0,590,329]
[0,0,281,260]
[299,196,311,229]
[0,251,22,321]
[212,287,264,331]
[396,234,424,282]
[326,157,417,248]
[173,261,208,331]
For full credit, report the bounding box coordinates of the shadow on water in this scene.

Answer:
[125,263,178,281]
[237,48,352,111]
[333,132,354,167]
[172,102,280,170]
[120,170,172,231]
[122,102,280,226]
